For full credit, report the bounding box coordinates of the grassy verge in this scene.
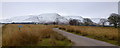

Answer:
[2,24,72,47]
[57,25,119,46]
[38,38,72,46]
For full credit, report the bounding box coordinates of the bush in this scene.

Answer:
[74,30,81,34]
[66,29,74,32]
[59,27,66,30]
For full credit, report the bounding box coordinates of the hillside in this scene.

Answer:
[0,13,106,25]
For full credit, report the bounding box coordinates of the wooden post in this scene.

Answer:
[18,25,23,32]
[19,27,21,32]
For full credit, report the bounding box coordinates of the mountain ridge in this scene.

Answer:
[0,13,106,24]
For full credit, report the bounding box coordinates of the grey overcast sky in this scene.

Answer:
[1,2,118,19]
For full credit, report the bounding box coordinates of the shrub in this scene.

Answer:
[59,27,66,30]
[74,30,81,34]
[66,29,75,32]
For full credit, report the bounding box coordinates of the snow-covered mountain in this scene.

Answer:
[90,18,110,25]
[0,13,105,25]
[0,15,38,23]
[0,19,12,23]
[90,18,101,23]
[90,18,108,24]
[37,13,68,23]
[0,13,69,24]
[64,16,84,22]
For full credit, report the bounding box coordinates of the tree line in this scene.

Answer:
[69,13,120,28]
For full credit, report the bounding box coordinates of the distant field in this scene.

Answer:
[2,24,72,46]
[57,25,119,45]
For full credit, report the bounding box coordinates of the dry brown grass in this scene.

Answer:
[2,24,71,46]
[57,25,118,45]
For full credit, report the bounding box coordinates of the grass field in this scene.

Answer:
[56,25,119,45]
[2,24,72,46]
[2,24,119,47]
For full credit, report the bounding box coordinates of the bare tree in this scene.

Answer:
[69,19,79,25]
[99,19,108,27]
[108,13,120,28]
[83,18,93,26]
[55,18,59,25]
